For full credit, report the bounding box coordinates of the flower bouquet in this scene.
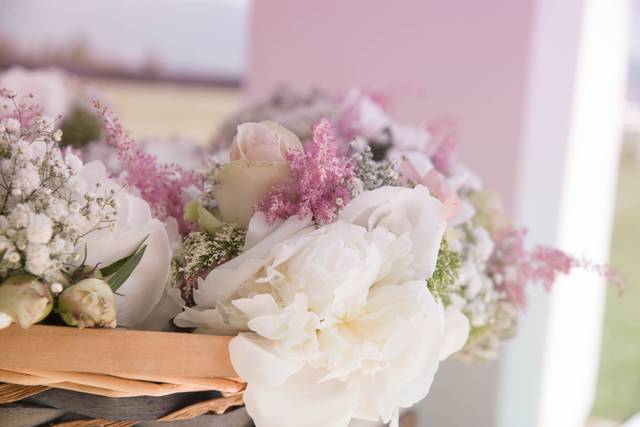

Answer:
[0,84,619,427]
[217,88,623,364]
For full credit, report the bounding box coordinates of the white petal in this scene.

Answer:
[244,212,280,250]
[339,186,400,225]
[174,306,246,334]
[229,333,304,387]
[113,218,171,326]
[232,294,280,318]
[439,305,471,360]
[194,215,313,306]
[339,186,446,281]
[80,162,171,327]
[242,365,359,427]
[133,290,182,331]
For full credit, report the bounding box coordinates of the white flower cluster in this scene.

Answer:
[0,112,118,289]
[448,225,517,362]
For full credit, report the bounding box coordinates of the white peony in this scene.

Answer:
[175,185,470,427]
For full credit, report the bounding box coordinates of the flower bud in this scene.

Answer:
[0,274,53,329]
[57,278,117,328]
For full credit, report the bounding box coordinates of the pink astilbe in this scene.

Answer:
[488,227,624,310]
[258,118,355,224]
[94,101,202,234]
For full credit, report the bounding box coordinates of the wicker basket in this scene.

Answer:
[0,325,250,426]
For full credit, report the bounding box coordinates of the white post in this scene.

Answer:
[498,1,629,427]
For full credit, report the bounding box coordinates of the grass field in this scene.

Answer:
[592,141,640,422]
[95,78,639,423]
[90,78,241,144]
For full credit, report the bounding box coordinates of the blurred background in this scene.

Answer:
[0,1,637,426]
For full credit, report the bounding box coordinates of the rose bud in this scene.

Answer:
[0,274,54,329]
[215,121,303,226]
[57,278,117,328]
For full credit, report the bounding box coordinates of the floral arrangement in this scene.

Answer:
[0,82,620,427]
[217,89,623,363]
[0,89,175,331]
[172,118,469,427]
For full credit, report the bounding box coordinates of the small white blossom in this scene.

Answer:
[9,204,30,228]
[25,244,50,276]
[26,213,53,244]
[6,252,20,263]
[50,282,64,294]
[4,118,20,134]
[14,163,41,194]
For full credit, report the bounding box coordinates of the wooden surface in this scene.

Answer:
[0,325,237,379]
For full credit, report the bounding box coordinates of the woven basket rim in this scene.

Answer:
[1,324,244,404]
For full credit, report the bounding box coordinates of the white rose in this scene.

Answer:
[79,161,172,328]
[176,185,470,427]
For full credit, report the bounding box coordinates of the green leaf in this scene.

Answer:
[184,200,223,234]
[107,244,147,292]
[99,235,149,277]
[99,255,130,277]
[184,200,201,223]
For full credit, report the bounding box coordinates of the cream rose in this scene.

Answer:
[175,185,470,427]
[215,121,303,227]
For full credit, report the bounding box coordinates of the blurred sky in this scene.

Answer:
[0,0,251,80]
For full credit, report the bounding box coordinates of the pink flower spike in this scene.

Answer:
[488,226,624,311]
[258,118,355,224]
[94,101,202,234]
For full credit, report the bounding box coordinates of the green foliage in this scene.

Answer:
[427,238,461,303]
[171,223,247,305]
[106,244,147,292]
[181,224,246,277]
[59,105,102,149]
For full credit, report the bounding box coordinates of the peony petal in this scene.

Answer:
[241,364,359,427]
[194,215,313,306]
[230,333,304,387]
[339,185,446,281]
[339,186,400,226]
[174,305,247,335]
[244,212,281,250]
[439,305,471,360]
[232,294,280,318]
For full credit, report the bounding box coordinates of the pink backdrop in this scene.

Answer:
[246,0,537,212]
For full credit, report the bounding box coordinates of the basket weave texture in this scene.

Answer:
[0,325,246,426]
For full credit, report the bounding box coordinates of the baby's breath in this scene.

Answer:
[171,224,246,305]
[350,144,400,192]
[0,97,118,285]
